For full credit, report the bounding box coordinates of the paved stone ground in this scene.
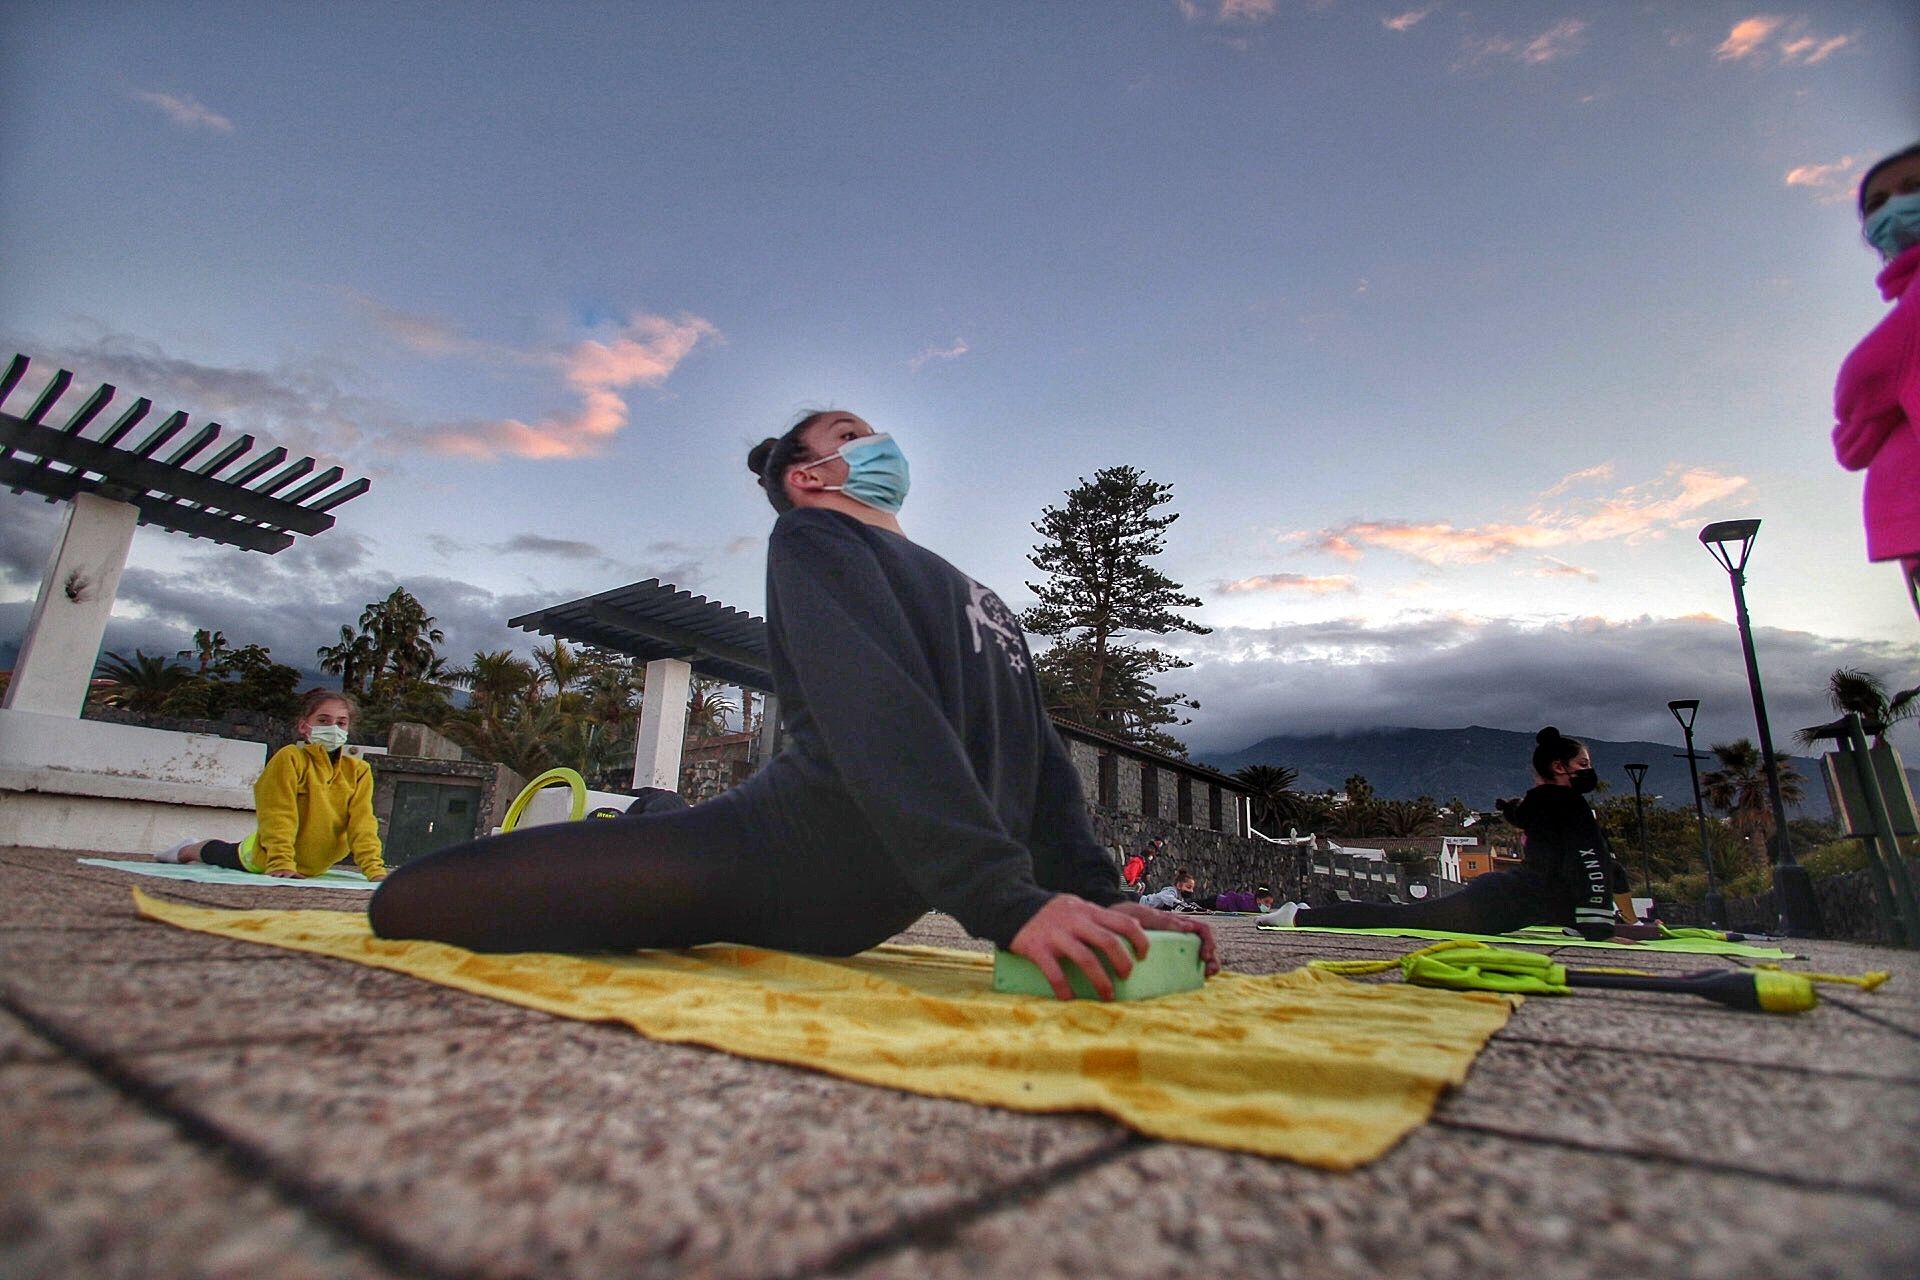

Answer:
[3,843,1916,1280]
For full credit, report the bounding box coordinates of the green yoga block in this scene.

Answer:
[992,930,1204,1001]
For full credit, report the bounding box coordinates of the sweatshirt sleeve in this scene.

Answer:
[1833,299,1915,471]
[252,747,303,875]
[1558,799,1616,940]
[345,759,386,877]
[769,514,1056,947]
[1027,715,1127,906]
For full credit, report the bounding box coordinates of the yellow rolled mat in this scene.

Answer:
[134,889,1512,1169]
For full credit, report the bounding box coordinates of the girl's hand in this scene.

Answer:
[1009,895,1153,1001]
[1106,900,1220,976]
[266,868,299,879]
[365,870,387,882]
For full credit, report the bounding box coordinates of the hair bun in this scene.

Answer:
[747,438,778,477]
[1536,726,1561,745]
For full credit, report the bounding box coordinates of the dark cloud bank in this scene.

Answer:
[7,495,1917,759]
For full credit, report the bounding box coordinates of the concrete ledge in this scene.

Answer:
[0,708,266,790]
[0,791,255,854]
[0,766,254,809]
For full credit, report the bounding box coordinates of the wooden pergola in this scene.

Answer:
[1,352,371,716]
[511,580,775,792]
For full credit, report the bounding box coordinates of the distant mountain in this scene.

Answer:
[1197,724,1912,824]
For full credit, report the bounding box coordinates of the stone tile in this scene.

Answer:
[1436,1038,1920,1199]
[117,1020,1130,1279]
[1500,991,1920,1081]
[2,862,154,926]
[0,918,275,965]
[1823,992,1920,1035]
[0,1007,62,1066]
[834,1125,1920,1280]
[1,1060,401,1280]
[8,953,554,1054]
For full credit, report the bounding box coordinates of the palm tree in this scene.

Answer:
[441,699,563,779]
[1797,667,1920,748]
[447,650,538,721]
[316,626,379,698]
[1373,798,1443,839]
[1233,764,1301,834]
[532,640,586,710]
[95,650,192,712]
[685,678,737,740]
[176,628,229,675]
[360,588,445,694]
[1701,738,1804,858]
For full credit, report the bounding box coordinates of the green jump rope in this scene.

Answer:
[1314,940,1889,1015]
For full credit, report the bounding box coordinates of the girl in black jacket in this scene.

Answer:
[1262,727,1625,940]
[370,410,1216,1000]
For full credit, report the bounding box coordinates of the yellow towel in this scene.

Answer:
[134,889,1511,1168]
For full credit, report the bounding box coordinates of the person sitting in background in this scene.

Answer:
[1212,885,1274,913]
[1140,868,1208,913]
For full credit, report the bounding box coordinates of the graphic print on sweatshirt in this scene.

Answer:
[965,578,1028,674]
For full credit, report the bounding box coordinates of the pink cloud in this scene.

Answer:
[1520,18,1586,64]
[1537,557,1599,582]
[1216,573,1357,595]
[908,338,969,372]
[1217,0,1277,20]
[415,313,719,461]
[1383,9,1431,34]
[1716,16,1785,60]
[1455,18,1587,69]
[1778,33,1850,64]
[1539,463,1615,498]
[130,88,234,134]
[1715,16,1851,65]
[1306,465,1749,567]
[1178,0,1275,23]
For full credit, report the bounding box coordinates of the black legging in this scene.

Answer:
[199,838,247,870]
[1298,870,1564,935]
[368,780,929,956]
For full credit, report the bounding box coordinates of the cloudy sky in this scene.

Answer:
[4,1,1917,760]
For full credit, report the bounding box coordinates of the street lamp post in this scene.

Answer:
[1623,762,1651,897]
[1698,519,1822,936]
[1668,699,1725,927]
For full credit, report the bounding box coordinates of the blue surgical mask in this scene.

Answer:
[1865,191,1920,261]
[807,433,910,513]
[307,724,349,751]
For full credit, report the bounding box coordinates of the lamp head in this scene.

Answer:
[1624,763,1649,786]
[1699,518,1761,575]
[1668,699,1700,731]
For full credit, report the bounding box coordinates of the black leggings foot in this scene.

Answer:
[1300,871,1553,935]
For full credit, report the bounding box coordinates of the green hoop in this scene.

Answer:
[500,767,588,832]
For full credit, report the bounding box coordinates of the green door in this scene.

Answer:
[387,781,482,866]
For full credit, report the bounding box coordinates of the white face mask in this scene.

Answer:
[306,723,349,751]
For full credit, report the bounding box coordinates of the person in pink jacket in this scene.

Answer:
[1834,142,1920,619]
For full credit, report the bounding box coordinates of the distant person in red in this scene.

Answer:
[1121,836,1164,892]
[1834,141,1920,619]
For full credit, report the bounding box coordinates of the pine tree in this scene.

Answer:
[1021,465,1209,755]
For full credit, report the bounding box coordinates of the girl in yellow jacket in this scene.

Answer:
[154,690,387,880]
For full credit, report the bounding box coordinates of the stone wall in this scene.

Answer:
[1083,806,1308,900]
[1661,865,1918,945]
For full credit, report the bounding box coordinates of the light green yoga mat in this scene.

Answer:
[77,859,379,890]
[1256,921,1794,959]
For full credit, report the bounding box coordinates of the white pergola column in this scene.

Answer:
[631,656,693,792]
[3,492,139,718]
[755,692,781,762]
